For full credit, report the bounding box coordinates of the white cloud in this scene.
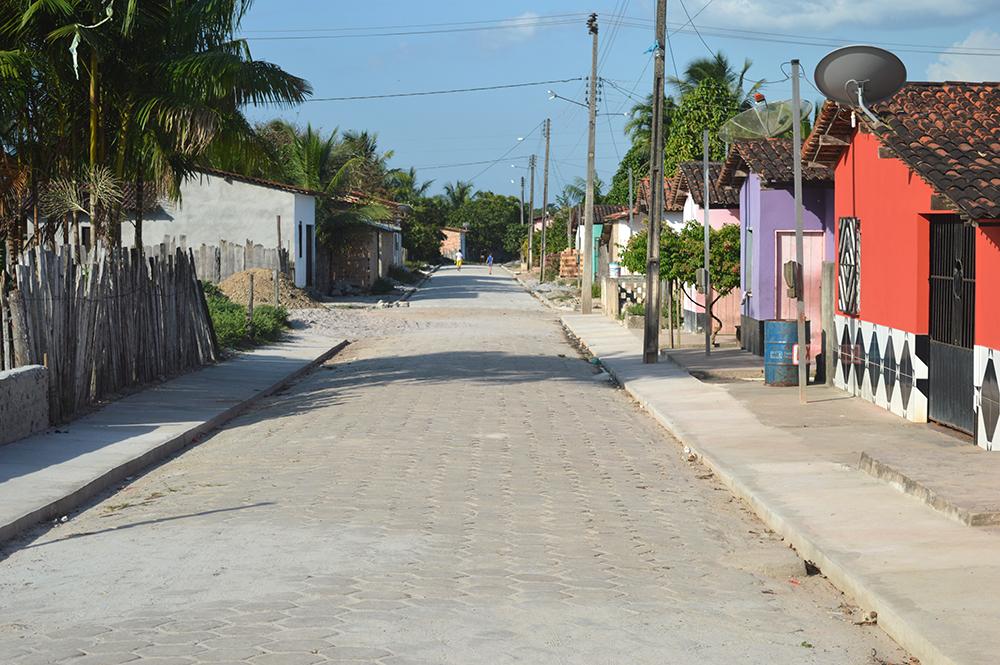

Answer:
[699,0,995,31]
[927,29,1000,81]
[484,11,540,49]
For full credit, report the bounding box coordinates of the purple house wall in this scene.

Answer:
[720,140,834,357]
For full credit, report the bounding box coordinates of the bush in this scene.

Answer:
[372,277,395,294]
[624,302,645,317]
[202,281,288,349]
[591,282,601,299]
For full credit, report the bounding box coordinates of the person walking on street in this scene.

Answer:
[455,250,463,271]
[486,253,494,275]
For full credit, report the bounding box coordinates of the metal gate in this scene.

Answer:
[928,217,976,433]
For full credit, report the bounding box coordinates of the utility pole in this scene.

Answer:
[540,118,551,281]
[791,59,808,403]
[643,0,667,363]
[527,155,536,271]
[703,129,712,356]
[519,175,525,264]
[582,13,599,313]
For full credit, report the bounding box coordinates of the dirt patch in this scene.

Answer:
[219,269,321,309]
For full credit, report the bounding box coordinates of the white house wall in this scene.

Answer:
[120,172,300,250]
[292,194,317,288]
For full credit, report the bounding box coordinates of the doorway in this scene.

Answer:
[305,224,314,287]
[776,231,824,358]
[929,216,975,433]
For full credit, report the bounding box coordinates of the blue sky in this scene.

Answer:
[240,1,1000,199]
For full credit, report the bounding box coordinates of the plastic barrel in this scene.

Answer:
[609,262,621,278]
[764,319,809,386]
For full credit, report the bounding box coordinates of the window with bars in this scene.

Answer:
[838,217,860,315]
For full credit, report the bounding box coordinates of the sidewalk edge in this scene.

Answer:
[561,317,957,665]
[0,339,349,546]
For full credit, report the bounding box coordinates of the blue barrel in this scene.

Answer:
[764,320,810,386]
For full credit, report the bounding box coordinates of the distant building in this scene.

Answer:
[440,226,467,260]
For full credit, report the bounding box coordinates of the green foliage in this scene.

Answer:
[619,221,740,297]
[667,52,759,107]
[202,282,288,349]
[372,277,395,294]
[401,197,446,261]
[591,281,601,299]
[606,143,649,205]
[624,302,645,316]
[664,79,740,177]
[448,191,523,261]
[530,210,570,263]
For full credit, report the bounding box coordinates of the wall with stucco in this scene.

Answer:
[0,366,49,446]
[121,172,311,253]
[740,174,835,323]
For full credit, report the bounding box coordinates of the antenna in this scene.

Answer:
[814,45,906,126]
[718,97,812,143]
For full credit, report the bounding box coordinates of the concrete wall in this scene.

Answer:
[293,194,318,288]
[121,172,302,249]
[441,229,466,260]
[0,366,49,446]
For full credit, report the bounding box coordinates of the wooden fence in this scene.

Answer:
[0,246,218,423]
[163,238,290,284]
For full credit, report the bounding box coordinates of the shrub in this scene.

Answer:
[591,282,601,299]
[250,305,289,344]
[624,302,645,317]
[372,277,395,294]
[202,281,288,349]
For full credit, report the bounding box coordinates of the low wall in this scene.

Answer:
[0,366,50,446]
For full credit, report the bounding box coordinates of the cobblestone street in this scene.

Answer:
[0,266,907,664]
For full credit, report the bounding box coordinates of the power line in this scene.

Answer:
[467,121,546,183]
[300,78,585,103]
[242,12,588,34]
[676,0,715,56]
[244,16,583,40]
[412,156,531,171]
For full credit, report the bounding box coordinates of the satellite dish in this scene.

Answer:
[815,45,906,124]
[718,99,813,143]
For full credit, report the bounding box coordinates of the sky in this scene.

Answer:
[239,1,1000,199]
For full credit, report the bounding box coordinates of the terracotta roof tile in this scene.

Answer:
[676,161,740,208]
[636,175,685,213]
[802,83,1000,220]
[719,138,832,186]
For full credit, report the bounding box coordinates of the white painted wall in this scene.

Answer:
[292,194,317,288]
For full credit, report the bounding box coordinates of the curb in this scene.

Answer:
[562,319,954,665]
[503,266,575,312]
[399,264,439,302]
[0,340,349,547]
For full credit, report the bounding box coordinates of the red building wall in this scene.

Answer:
[977,226,1000,349]
[835,130,935,333]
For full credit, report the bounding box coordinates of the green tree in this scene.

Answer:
[401,196,446,261]
[605,143,648,206]
[623,93,676,155]
[663,79,740,177]
[448,191,522,261]
[620,221,740,343]
[556,176,605,208]
[442,180,473,209]
[668,52,759,107]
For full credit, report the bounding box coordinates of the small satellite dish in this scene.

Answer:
[718,99,813,143]
[815,45,906,124]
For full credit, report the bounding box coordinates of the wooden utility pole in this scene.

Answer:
[643,0,667,363]
[703,129,712,356]
[519,175,525,264]
[527,155,536,270]
[582,13,599,313]
[540,118,551,282]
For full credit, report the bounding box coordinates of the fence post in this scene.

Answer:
[7,287,31,367]
[273,268,280,307]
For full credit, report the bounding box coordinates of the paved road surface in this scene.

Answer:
[0,266,907,664]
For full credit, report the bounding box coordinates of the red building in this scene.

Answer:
[804,82,1000,447]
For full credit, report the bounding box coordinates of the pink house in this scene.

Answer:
[672,161,742,338]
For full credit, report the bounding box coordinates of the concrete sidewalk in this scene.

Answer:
[0,331,346,546]
[564,312,1000,665]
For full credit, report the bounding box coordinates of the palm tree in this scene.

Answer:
[624,93,677,154]
[667,52,760,107]
[556,176,605,208]
[443,180,474,209]
[387,167,432,205]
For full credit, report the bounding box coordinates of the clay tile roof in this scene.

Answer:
[802,83,1000,220]
[637,175,685,212]
[194,167,325,197]
[719,138,832,186]
[872,82,1000,220]
[676,161,740,208]
[593,204,629,224]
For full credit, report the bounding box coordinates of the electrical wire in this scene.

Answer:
[242,12,588,34]
[244,16,584,40]
[676,0,715,56]
[467,120,545,183]
[300,77,585,103]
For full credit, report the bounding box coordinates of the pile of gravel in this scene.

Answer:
[219,269,321,309]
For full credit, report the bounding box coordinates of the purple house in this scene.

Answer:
[718,139,834,359]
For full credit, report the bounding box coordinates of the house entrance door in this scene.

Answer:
[776,231,824,358]
[929,216,975,433]
[305,224,314,287]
